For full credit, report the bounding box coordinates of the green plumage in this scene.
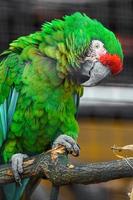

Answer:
[0,53,80,162]
[0,12,123,163]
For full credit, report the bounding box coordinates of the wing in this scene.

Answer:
[0,88,19,147]
[0,53,22,147]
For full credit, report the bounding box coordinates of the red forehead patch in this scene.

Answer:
[99,53,123,75]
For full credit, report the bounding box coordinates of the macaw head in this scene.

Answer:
[72,39,123,86]
[64,12,123,86]
[39,12,123,87]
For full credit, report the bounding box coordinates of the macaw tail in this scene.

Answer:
[2,179,29,200]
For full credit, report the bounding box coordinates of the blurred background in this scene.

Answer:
[0,0,133,199]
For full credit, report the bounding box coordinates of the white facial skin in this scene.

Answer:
[85,40,107,62]
[81,40,111,86]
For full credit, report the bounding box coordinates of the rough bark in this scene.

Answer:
[0,146,133,186]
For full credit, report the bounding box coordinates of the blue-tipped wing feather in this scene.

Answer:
[0,88,19,148]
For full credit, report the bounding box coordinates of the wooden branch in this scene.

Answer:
[0,146,133,186]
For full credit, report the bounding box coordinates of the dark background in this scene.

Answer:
[0,1,133,200]
[0,0,133,84]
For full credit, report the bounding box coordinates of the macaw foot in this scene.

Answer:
[52,135,80,156]
[11,153,28,185]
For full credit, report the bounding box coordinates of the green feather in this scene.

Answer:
[0,13,124,199]
[0,12,123,163]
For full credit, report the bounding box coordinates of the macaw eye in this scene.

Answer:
[92,40,104,50]
[95,44,100,49]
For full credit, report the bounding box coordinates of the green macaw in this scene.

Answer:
[0,12,123,199]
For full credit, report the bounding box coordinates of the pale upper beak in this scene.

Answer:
[81,60,111,87]
[68,60,111,86]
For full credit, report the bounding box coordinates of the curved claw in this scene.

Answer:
[52,135,80,157]
[11,153,28,185]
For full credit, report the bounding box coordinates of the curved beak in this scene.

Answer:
[81,61,111,87]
